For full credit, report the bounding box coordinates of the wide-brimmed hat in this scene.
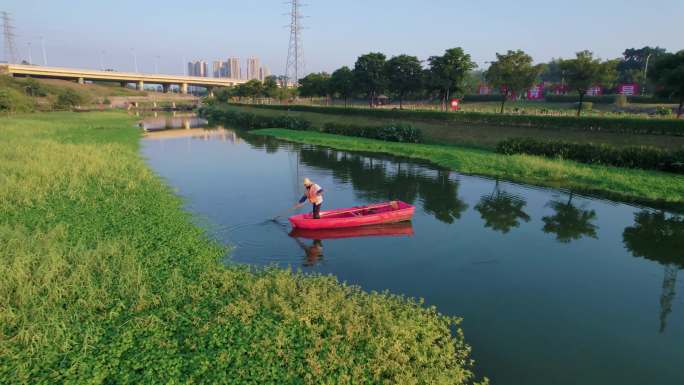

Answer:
[303,177,313,186]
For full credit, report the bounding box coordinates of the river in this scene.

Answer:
[140,119,683,385]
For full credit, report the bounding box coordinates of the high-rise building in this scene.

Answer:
[258,65,270,81]
[227,57,241,79]
[246,57,260,80]
[187,60,208,77]
[212,60,228,78]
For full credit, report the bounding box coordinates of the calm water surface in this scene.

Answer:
[141,122,683,385]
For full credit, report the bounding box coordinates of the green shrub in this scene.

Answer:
[199,106,311,131]
[462,94,503,102]
[54,89,85,110]
[545,94,615,104]
[496,137,684,174]
[575,101,593,111]
[102,97,111,105]
[628,95,674,104]
[23,78,48,97]
[0,88,34,113]
[235,103,684,136]
[323,122,423,143]
[656,106,673,116]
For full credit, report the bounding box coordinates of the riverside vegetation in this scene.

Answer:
[203,104,684,150]
[0,75,145,113]
[0,112,484,384]
[201,104,684,208]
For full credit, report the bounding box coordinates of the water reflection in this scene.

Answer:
[542,192,599,243]
[623,210,684,332]
[475,179,530,234]
[139,114,208,131]
[291,237,325,267]
[296,147,468,224]
[289,222,414,240]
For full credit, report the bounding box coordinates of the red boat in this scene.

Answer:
[289,221,414,240]
[288,200,415,230]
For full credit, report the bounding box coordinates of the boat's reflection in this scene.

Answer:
[289,221,414,240]
[289,222,414,267]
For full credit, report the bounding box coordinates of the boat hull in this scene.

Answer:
[288,201,415,230]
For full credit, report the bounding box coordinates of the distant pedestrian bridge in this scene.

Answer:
[0,64,247,94]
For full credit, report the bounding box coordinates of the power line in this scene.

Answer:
[2,11,18,63]
[285,0,305,86]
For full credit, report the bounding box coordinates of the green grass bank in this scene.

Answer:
[0,112,482,384]
[253,129,684,211]
[218,104,684,150]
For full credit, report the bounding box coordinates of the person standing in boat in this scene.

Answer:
[296,178,324,219]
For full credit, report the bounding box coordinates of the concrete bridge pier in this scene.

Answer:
[180,83,188,94]
[207,87,215,98]
[120,81,127,88]
[137,80,144,91]
[162,84,170,93]
[77,77,85,85]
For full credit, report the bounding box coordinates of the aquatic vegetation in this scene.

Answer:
[0,112,482,384]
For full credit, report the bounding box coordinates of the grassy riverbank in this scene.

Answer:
[254,129,684,210]
[225,104,684,150]
[0,112,481,384]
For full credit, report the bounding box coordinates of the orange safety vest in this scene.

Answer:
[306,183,323,205]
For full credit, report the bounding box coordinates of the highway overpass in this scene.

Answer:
[0,64,248,94]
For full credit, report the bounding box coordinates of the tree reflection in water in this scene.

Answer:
[475,179,530,234]
[623,210,684,333]
[542,192,598,243]
[297,147,468,224]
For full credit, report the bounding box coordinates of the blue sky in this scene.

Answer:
[3,0,682,75]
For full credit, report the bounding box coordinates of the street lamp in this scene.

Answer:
[131,49,138,73]
[642,53,653,96]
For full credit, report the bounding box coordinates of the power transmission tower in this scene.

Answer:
[284,0,305,86]
[2,11,18,64]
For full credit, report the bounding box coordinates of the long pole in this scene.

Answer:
[27,42,32,64]
[642,53,653,96]
[131,48,138,73]
[40,37,47,65]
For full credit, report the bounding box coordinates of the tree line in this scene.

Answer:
[212,46,684,118]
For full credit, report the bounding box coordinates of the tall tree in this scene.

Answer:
[329,66,355,107]
[298,72,331,102]
[236,80,263,103]
[649,50,684,118]
[427,48,475,111]
[485,50,541,113]
[262,75,279,99]
[618,46,667,85]
[212,87,234,103]
[539,58,564,83]
[559,51,617,116]
[384,54,423,109]
[353,52,387,107]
